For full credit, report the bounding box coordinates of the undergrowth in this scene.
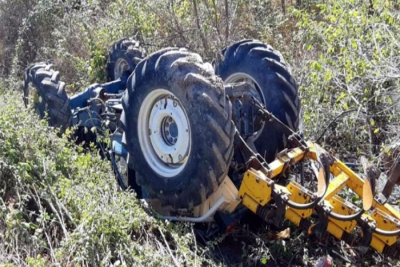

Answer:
[0,92,214,266]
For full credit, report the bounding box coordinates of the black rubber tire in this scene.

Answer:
[121,48,235,211]
[112,154,141,193]
[124,167,143,199]
[25,64,72,131]
[107,38,146,81]
[214,39,300,162]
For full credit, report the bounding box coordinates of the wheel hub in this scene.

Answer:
[161,116,178,146]
[149,97,190,165]
[114,58,130,79]
[226,72,265,140]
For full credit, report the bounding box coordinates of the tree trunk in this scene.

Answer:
[192,0,209,54]
[224,0,229,45]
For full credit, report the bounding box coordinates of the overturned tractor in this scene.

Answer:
[24,38,400,258]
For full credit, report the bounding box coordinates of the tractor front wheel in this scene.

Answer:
[24,63,72,132]
[107,38,146,81]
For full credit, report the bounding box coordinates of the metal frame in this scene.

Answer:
[233,103,400,255]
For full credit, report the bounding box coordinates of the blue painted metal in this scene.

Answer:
[111,134,127,157]
[69,83,101,110]
[69,74,129,110]
[102,74,129,94]
[25,62,137,193]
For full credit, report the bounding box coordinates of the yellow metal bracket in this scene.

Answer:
[238,141,400,256]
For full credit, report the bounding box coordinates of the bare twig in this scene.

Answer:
[159,230,180,267]
[192,0,209,53]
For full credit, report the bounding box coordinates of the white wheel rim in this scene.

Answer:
[138,89,191,177]
[114,58,130,79]
[225,72,265,140]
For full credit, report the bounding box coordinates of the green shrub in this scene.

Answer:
[294,0,400,158]
[0,92,214,266]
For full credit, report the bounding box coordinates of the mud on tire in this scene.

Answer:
[214,39,301,162]
[24,63,71,131]
[107,38,146,81]
[121,48,235,212]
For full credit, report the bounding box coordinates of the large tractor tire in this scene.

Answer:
[24,63,72,132]
[214,39,301,162]
[107,38,146,81]
[121,48,235,211]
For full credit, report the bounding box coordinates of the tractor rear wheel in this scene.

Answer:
[107,38,146,81]
[214,39,301,162]
[121,48,235,212]
[25,64,72,132]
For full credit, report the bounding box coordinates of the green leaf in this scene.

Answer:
[370,119,375,126]
[351,39,358,49]
[324,70,332,82]
[337,92,346,102]
[311,61,322,71]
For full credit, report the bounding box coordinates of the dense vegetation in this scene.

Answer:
[0,0,399,266]
[0,93,212,266]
